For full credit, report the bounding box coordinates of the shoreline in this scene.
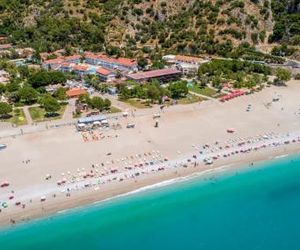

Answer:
[1,81,300,228]
[0,142,299,228]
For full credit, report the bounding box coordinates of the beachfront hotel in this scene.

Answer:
[84,52,138,72]
[126,68,182,83]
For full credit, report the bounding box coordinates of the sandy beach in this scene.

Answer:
[1,80,300,226]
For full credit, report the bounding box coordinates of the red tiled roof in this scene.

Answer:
[85,53,136,67]
[96,67,112,76]
[60,62,72,67]
[43,58,65,65]
[66,88,87,98]
[128,68,181,80]
[0,44,12,50]
[72,65,89,71]
[117,57,136,67]
[174,55,202,64]
[64,55,81,61]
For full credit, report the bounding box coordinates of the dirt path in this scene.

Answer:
[23,106,33,125]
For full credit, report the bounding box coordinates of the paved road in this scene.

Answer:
[62,99,76,121]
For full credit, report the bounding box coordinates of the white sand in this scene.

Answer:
[0,80,300,225]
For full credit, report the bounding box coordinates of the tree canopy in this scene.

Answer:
[168,81,188,99]
[40,95,61,113]
[276,68,292,81]
[0,102,12,117]
[17,86,38,104]
[28,71,67,88]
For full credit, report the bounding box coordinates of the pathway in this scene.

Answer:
[62,99,76,121]
[23,105,33,125]
[189,90,216,101]
[94,93,133,111]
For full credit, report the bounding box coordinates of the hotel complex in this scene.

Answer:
[41,52,198,84]
[41,52,139,82]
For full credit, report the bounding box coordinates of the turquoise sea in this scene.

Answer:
[1,155,300,250]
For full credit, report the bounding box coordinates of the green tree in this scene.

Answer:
[275,68,292,84]
[41,95,60,113]
[6,79,20,93]
[146,84,161,102]
[91,96,104,111]
[28,71,67,88]
[53,87,67,100]
[137,57,148,69]
[0,84,6,95]
[151,60,165,69]
[168,81,188,99]
[78,93,91,104]
[103,98,111,110]
[17,86,38,104]
[0,102,12,117]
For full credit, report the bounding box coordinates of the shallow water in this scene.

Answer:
[1,155,300,250]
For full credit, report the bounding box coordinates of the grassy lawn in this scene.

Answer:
[0,108,27,126]
[101,106,122,114]
[188,85,218,97]
[122,95,203,107]
[177,94,204,105]
[108,106,122,113]
[124,98,153,109]
[29,105,67,122]
[73,106,121,118]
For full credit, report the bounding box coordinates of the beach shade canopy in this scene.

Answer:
[78,115,107,124]
[101,120,109,124]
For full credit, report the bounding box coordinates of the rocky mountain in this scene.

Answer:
[0,0,298,57]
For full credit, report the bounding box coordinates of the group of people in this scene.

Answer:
[1,129,300,224]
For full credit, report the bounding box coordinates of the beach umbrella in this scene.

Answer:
[0,181,10,188]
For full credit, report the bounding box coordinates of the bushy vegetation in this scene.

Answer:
[269,0,300,45]
[271,44,297,57]
[198,59,271,89]
[0,0,280,58]
[78,94,112,112]
[0,102,12,117]
[0,0,110,52]
[273,68,292,85]
[230,43,285,64]
[118,80,188,103]
[0,61,74,117]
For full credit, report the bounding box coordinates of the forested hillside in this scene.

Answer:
[270,0,300,44]
[0,0,298,57]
